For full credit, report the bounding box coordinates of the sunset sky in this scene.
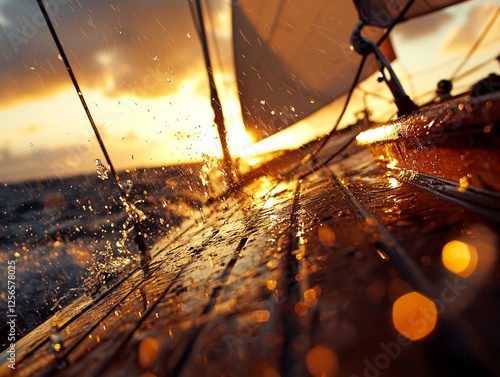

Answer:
[0,0,499,182]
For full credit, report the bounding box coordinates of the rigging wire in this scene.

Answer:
[448,5,499,82]
[292,0,417,179]
[35,0,126,199]
[413,55,500,103]
[421,5,500,104]
[298,2,498,180]
[35,0,149,260]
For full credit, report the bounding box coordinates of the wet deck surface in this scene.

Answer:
[2,95,500,377]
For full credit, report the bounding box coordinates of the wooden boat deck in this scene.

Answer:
[2,93,500,377]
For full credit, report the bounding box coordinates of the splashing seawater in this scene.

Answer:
[95,159,109,180]
[86,240,137,292]
[119,179,134,195]
[199,154,231,198]
[121,197,147,223]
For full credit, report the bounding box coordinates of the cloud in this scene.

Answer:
[0,0,207,108]
[16,123,44,135]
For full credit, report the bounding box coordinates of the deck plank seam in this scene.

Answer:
[327,165,497,374]
[15,195,232,367]
[279,179,310,377]
[92,183,279,376]
[168,236,250,376]
[396,169,500,221]
[327,166,434,296]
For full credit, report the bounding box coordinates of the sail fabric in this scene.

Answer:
[232,0,464,140]
[353,0,464,28]
[232,0,384,140]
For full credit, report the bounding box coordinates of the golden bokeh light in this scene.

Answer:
[318,224,336,247]
[266,279,278,291]
[441,240,478,277]
[252,310,271,323]
[392,291,437,341]
[306,345,339,377]
[138,337,159,368]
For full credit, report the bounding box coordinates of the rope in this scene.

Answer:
[449,5,500,81]
[293,0,417,179]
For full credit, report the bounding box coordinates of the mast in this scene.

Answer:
[191,0,235,184]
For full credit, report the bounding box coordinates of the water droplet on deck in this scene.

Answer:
[392,291,437,341]
[318,224,336,247]
[252,310,270,323]
[49,322,64,356]
[457,175,470,193]
[266,279,277,291]
[138,337,159,368]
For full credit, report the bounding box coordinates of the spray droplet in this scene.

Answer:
[95,159,109,180]
[49,322,64,356]
[153,55,159,61]
[187,33,191,39]
[57,53,63,61]
[120,179,133,194]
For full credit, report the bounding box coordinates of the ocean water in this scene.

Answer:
[0,163,212,351]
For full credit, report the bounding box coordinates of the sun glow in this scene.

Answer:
[356,123,401,145]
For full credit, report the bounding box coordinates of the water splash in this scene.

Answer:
[95,159,109,180]
[199,154,220,198]
[457,175,470,193]
[119,179,134,195]
[85,240,136,292]
[121,197,147,223]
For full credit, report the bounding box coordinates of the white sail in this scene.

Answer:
[232,0,465,140]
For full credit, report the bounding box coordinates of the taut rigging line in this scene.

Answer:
[35,0,150,265]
